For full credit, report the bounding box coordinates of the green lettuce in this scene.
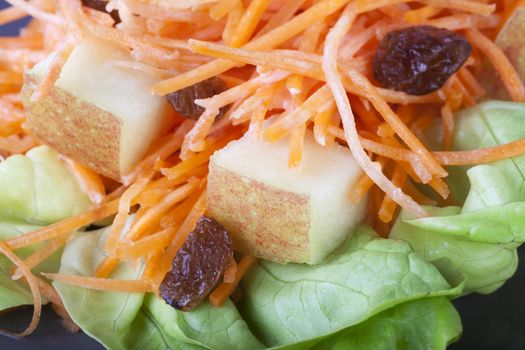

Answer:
[394,101,525,294]
[391,208,518,294]
[303,297,461,350]
[0,146,91,311]
[0,221,60,310]
[53,226,264,350]
[0,146,91,225]
[240,226,462,348]
[53,223,462,350]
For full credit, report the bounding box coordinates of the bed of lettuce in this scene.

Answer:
[1,100,525,349]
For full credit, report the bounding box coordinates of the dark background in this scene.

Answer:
[0,1,524,349]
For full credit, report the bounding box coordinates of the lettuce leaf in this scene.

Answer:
[0,221,57,310]
[391,208,518,294]
[393,101,525,294]
[303,297,461,350]
[239,226,462,347]
[0,146,91,225]
[53,226,263,350]
[0,146,90,312]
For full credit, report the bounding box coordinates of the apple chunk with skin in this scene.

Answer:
[22,39,172,181]
[208,132,367,265]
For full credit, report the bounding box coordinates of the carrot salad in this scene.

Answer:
[0,0,523,336]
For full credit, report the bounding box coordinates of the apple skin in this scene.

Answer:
[207,133,367,265]
[208,162,312,264]
[23,75,122,180]
[22,39,173,182]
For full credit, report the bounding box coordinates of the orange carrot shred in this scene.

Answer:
[43,273,154,293]
[465,28,525,102]
[94,256,121,278]
[223,257,238,284]
[209,255,257,308]
[0,241,41,336]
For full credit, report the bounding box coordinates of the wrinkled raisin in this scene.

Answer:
[166,77,228,120]
[373,25,471,95]
[160,216,233,311]
[81,0,121,24]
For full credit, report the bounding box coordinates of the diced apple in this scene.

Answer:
[208,132,367,265]
[22,39,173,181]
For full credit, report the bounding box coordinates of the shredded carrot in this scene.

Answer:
[350,174,375,204]
[62,157,106,205]
[222,0,243,45]
[43,273,154,293]
[5,0,62,25]
[323,3,427,218]
[223,257,238,284]
[12,234,70,280]
[247,105,267,140]
[136,189,171,208]
[357,0,496,16]
[209,255,257,308]
[458,67,485,99]
[189,40,441,105]
[152,0,352,95]
[160,187,204,229]
[466,28,525,102]
[210,0,238,20]
[162,129,243,180]
[7,199,119,250]
[125,180,200,241]
[0,242,41,336]
[94,256,121,278]
[404,5,441,22]
[115,227,177,260]
[404,180,437,206]
[265,85,332,141]
[257,0,306,37]
[288,123,307,167]
[428,177,450,199]
[105,172,154,253]
[441,103,455,151]
[123,120,194,185]
[37,278,79,333]
[378,164,408,223]
[313,102,336,146]
[229,0,272,47]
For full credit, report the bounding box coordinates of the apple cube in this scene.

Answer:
[208,132,367,265]
[23,39,172,181]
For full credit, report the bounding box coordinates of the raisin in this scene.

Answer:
[373,25,471,95]
[160,216,233,311]
[81,0,121,24]
[166,77,228,120]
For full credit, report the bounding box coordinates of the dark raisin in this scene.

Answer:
[160,216,233,311]
[373,25,472,95]
[81,0,121,24]
[166,77,228,120]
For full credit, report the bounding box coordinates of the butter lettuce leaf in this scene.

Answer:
[0,221,50,310]
[391,208,518,294]
[394,101,525,294]
[54,226,263,350]
[304,297,461,350]
[0,146,91,225]
[239,226,462,348]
